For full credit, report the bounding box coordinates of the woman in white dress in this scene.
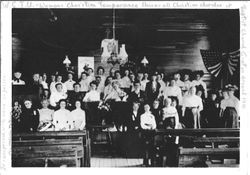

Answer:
[70,100,86,130]
[53,99,71,131]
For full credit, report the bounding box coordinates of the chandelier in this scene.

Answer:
[101,9,128,65]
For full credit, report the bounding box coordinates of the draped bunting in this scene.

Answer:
[200,49,240,78]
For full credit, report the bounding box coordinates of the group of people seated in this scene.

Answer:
[12,66,240,133]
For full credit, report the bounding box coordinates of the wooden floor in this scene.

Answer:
[91,157,143,167]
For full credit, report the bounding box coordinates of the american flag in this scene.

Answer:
[200,49,240,77]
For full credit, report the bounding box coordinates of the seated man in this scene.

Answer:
[49,83,68,108]
[125,101,141,131]
[53,99,71,131]
[83,81,100,102]
[127,81,146,104]
[38,99,54,131]
[140,104,156,130]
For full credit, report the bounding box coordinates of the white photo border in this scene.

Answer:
[1,1,249,175]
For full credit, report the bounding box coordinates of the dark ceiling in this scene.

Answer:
[13,9,239,54]
[12,9,239,74]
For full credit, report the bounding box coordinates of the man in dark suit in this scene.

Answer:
[125,101,141,131]
[145,73,161,105]
[128,81,146,104]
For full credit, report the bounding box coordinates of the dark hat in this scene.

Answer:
[179,69,192,77]
[193,70,204,77]
[208,89,218,95]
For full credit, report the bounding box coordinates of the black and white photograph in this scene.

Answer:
[1,1,249,173]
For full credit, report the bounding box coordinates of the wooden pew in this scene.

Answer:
[12,130,91,167]
[143,128,240,167]
[193,137,239,148]
[178,147,239,167]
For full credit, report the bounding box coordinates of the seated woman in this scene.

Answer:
[38,99,54,131]
[162,98,179,129]
[49,83,68,108]
[68,83,85,109]
[82,81,100,102]
[104,80,127,102]
[70,100,86,130]
[140,103,156,130]
[53,99,71,131]
[12,101,22,133]
[127,81,146,104]
[20,99,40,132]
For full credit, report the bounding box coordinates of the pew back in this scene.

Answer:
[12,131,91,167]
[144,128,240,167]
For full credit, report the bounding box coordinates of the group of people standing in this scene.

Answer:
[12,66,240,133]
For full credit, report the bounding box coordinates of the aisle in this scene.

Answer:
[91,157,143,167]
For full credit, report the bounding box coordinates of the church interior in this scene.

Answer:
[11,8,240,168]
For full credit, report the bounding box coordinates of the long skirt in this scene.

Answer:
[222,107,239,128]
[183,107,200,129]
[163,117,175,129]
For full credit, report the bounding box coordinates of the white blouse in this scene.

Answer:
[140,112,156,130]
[70,109,86,130]
[53,109,71,131]
[83,90,100,102]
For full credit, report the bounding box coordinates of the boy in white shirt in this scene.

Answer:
[140,104,156,130]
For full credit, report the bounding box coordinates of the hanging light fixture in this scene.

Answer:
[63,55,71,68]
[141,56,149,66]
[101,9,128,65]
